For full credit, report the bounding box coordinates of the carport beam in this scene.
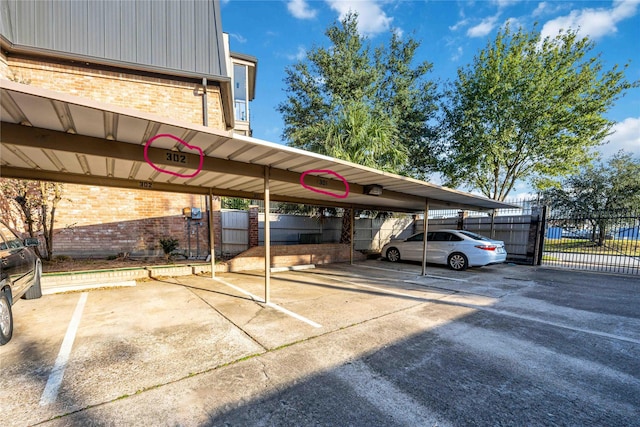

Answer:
[264,166,271,304]
[422,199,430,276]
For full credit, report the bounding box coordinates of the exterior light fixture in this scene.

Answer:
[364,185,383,196]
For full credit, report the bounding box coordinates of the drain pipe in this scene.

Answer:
[202,78,208,126]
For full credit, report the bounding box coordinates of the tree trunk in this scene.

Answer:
[340,210,351,244]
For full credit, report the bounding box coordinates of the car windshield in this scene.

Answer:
[459,230,491,241]
[0,224,24,249]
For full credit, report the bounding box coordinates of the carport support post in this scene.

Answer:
[350,207,354,265]
[264,166,271,304]
[422,199,430,276]
[209,188,215,278]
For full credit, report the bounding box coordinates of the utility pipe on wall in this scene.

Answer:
[202,78,208,127]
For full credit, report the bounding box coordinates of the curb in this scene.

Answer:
[42,263,214,294]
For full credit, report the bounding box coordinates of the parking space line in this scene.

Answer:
[210,277,322,328]
[312,273,418,298]
[344,263,469,282]
[40,292,88,406]
[265,302,322,328]
[211,276,264,303]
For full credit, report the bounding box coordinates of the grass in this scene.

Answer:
[544,238,640,257]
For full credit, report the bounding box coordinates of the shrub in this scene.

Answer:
[159,237,179,260]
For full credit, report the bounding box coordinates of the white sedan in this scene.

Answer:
[381,229,507,271]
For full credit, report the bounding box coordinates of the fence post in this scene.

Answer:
[530,206,546,266]
[457,210,467,230]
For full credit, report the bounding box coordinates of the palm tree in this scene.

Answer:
[323,101,407,171]
[313,101,408,242]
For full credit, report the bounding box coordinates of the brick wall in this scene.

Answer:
[225,244,366,272]
[53,184,211,258]
[212,210,223,258]
[249,206,259,248]
[1,54,229,259]
[3,57,225,129]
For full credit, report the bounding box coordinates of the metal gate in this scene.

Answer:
[221,209,249,257]
[542,209,640,275]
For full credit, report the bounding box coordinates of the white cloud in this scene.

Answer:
[286,45,308,61]
[505,17,522,29]
[325,0,393,35]
[451,46,463,61]
[599,117,640,157]
[287,0,317,20]
[532,1,567,18]
[229,33,247,44]
[493,0,518,8]
[540,0,639,40]
[449,18,469,31]
[532,2,549,17]
[467,15,499,37]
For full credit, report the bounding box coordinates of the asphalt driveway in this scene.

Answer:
[1,261,638,426]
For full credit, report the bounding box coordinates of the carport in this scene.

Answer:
[1,79,513,302]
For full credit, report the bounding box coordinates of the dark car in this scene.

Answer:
[0,222,42,345]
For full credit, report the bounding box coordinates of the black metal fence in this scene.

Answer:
[541,209,640,275]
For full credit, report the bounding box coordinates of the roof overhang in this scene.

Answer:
[0,80,516,213]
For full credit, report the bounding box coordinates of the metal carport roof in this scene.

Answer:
[1,78,520,302]
[0,79,514,213]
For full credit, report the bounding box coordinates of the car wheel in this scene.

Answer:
[386,247,401,262]
[448,252,468,271]
[0,291,13,345]
[23,261,43,300]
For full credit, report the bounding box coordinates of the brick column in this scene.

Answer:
[249,205,259,248]
[457,210,468,230]
[209,196,222,258]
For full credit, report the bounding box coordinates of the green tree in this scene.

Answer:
[322,101,406,242]
[277,12,437,176]
[0,179,64,260]
[221,197,250,210]
[373,32,439,178]
[318,100,407,171]
[437,24,637,200]
[543,152,640,245]
[277,13,437,242]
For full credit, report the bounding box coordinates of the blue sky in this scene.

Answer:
[221,0,640,195]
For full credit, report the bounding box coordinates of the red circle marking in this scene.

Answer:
[300,169,350,199]
[144,134,204,178]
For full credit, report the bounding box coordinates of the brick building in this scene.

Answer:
[0,0,256,259]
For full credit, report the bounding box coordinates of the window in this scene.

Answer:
[233,64,248,121]
[407,233,424,242]
[432,232,453,241]
[459,230,490,241]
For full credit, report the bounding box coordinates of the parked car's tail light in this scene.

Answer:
[475,245,498,251]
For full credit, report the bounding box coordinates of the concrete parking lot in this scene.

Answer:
[1,260,639,426]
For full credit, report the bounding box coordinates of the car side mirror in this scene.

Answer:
[24,238,40,247]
